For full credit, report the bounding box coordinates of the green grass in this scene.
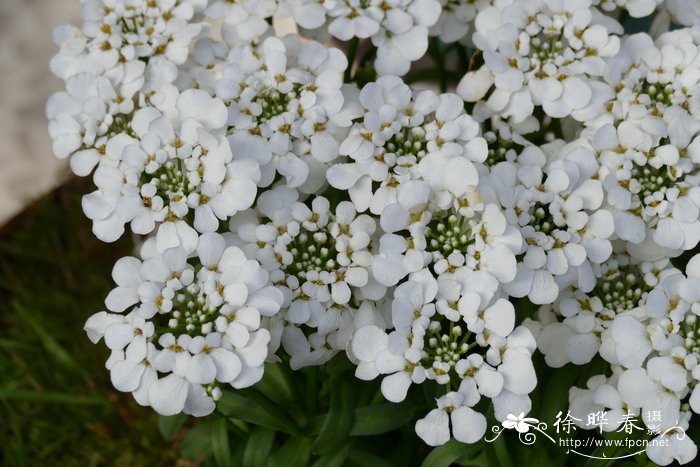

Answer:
[0,178,193,466]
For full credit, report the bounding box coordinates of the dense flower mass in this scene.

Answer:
[47,0,700,462]
[84,233,283,416]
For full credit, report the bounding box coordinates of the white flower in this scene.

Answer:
[430,0,490,44]
[205,0,277,42]
[46,73,134,176]
[592,0,661,18]
[463,0,621,122]
[324,0,442,76]
[647,429,698,466]
[665,0,700,27]
[537,254,673,367]
[84,232,284,416]
[352,266,535,446]
[233,191,382,368]
[567,373,629,431]
[617,360,685,428]
[215,36,351,190]
[328,75,486,214]
[415,392,487,446]
[489,143,614,304]
[80,90,260,242]
[176,37,230,94]
[51,0,208,83]
[580,30,700,133]
[591,121,700,251]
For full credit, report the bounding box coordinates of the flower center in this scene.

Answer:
[635,80,674,108]
[425,213,474,260]
[107,113,135,138]
[528,202,556,235]
[529,34,565,69]
[256,90,292,122]
[682,314,700,354]
[384,127,427,159]
[630,162,680,207]
[282,231,338,280]
[484,131,522,166]
[146,160,192,200]
[424,321,472,366]
[167,283,220,334]
[590,263,650,314]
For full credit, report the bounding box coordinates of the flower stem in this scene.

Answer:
[345,37,360,83]
[429,37,447,92]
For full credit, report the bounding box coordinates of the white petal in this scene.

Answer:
[451,407,487,444]
[110,360,144,392]
[186,353,217,384]
[415,409,450,446]
[381,371,412,402]
[149,374,189,415]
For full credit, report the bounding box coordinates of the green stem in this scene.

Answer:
[344,37,360,83]
[306,366,318,414]
[429,37,447,92]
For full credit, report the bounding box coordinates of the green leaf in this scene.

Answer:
[269,437,312,467]
[304,414,326,436]
[158,413,187,441]
[456,451,489,467]
[422,439,482,467]
[350,403,415,436]
[312,383,355,454]
[325,353,355,374]
[253,363,295,404]
[211,418,232,467]
[311,443,349,467]
[0,388,105,405]
[242,427,275,467]
[181,420,212,461]
[346,449,395,467]
[217,391,300,435]
[13,302,84,375]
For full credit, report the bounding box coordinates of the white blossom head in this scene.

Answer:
[84,232,284,416]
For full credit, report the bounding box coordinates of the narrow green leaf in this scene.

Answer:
[311,443,349,467]
[0,388,105,405]
[181,420,212,460]
[346,449,395,467]
[305,414,326,436]
[211,418,232,467]
[488,433,514,467]
[13,302,83,374]
[312,383,355,454]
[242,427,275,467]
[350,403,415,436]
[253,363,295,404]
[456,451,490,467]
[422,439,482,467]
[217,391,300,435]
[325,353,354,374]
[0,338,33,350]
[269,437,312,467]
[158,413,187,441]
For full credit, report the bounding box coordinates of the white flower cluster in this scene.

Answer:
[215,36,354,192]
[286,0,443,76]
[47,0,700,460]
[84,233,283,416]
[535,254,700,465]
[231,189,385,369]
